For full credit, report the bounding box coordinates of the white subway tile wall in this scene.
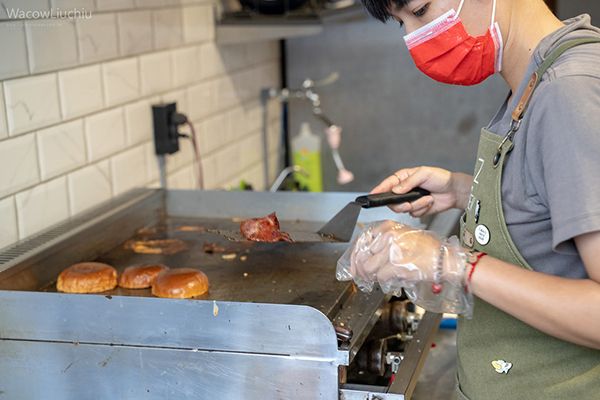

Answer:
[3,73,61,135]
[25,19,79,73]
[102,58,140,106]
[182,5,215,44]
[0,22,29,80]
[124,98,153,145]
[153,8,183,50]
[51,1,95,10]
[36,119,86,180]
[187,80,216,120]
[58,64,104,119]
[117,10,153,56]
[0,134,40,198]
[15,176,70,238]
[0,1,49,20]
[110,145,147,195]
[172,45,202,87]
[168,165,196,190]
[85,107,126,161]
[0,86,7,138]
[67,160,112,215]
[96,0,135,12]
[0,1,282,247]
[76,13,119,63]
[0,196,18,248]
[139,50,173,95]
[144,142,159,182]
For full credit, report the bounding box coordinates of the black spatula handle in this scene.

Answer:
[355,188,431,209]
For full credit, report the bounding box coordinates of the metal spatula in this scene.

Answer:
[317,189,430,242]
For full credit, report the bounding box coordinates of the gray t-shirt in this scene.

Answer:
[488,14,600,279]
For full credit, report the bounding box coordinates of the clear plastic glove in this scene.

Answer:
[336,221,473,318]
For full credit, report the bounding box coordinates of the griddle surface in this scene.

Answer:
[47,217,353,318]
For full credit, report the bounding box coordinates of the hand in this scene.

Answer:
[371,167,473,217]
[348,221,440,284]
[337,221,473,316]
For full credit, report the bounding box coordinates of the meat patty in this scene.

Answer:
[240,212,293,243]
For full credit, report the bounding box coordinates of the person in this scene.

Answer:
[338,0,600,398]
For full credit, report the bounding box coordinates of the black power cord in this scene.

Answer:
[172,112,204,190]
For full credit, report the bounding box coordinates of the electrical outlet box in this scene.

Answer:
[152,103,180,155]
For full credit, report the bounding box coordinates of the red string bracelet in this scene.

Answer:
[467,252,487,286]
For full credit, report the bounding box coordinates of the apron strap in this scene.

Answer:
[511,37,600,122]
[493,37,600,167]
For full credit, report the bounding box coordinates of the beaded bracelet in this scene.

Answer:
[431,245,446,295]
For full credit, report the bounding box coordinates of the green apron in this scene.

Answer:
[457,38,600,399]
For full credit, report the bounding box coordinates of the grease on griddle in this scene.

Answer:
[176,225,206,232]
[203,242,226,254]
[124,238,187,255]
[135,226,165,236]
[205,228,238,241]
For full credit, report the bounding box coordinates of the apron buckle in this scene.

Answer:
[462,229,475,248]
[493,119,521,167]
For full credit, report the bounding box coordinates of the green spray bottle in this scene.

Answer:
[292,122,323,192]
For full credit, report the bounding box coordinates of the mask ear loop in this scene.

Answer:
[490,0,503,71]
[490,0,497,28]
[456,0,466,17]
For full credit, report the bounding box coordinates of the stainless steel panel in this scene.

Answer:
[387,312,442,396]
[340,388,405,400]
[332,285,388,362]
[0,291,342,361]
[0,341,338,399]
[0,189,459,399]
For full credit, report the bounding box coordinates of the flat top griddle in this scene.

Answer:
[0,189,429,332]
[0,190,457,400]
[41,216,353,318]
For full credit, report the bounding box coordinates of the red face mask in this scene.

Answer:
[403,0,503,86]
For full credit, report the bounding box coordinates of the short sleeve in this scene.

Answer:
[527,75,600,253]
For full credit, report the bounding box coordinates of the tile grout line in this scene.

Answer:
[0,1,281,241]
[0,96,280,196]
[0,57,281,143]
[0,106,279,204]
[5,131,276,237]
[0,33,279,91]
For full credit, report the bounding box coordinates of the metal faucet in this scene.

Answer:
[261,72,353,189]
[266,72,340,126]
[269,165,309,192]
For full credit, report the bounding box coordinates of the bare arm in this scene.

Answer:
[470,231,600,349]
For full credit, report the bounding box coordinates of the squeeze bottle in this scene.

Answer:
[291,122,323,192]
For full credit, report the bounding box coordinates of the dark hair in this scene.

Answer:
[361,0,410,22]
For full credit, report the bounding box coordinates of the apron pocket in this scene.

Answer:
[455,374,472,400]
[455,383,472,400]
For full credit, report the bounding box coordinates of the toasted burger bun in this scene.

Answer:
[151,268,209,299]
[118,264,169,289]
[57,262,117,294]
